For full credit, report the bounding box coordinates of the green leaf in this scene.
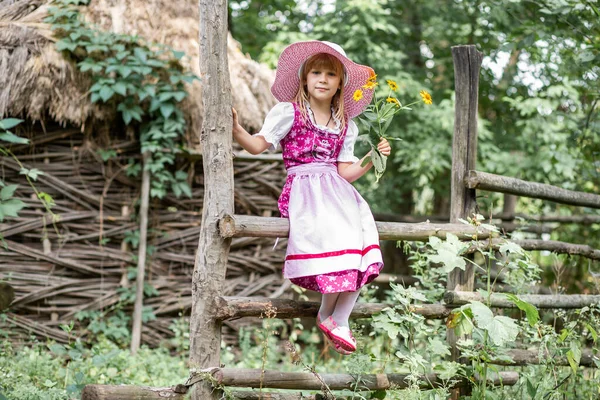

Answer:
[0,185,18,201]
[567,341,581,374]
[160,103,175,119]
[499,241,524,257]
[19,168,43,181]
[577,51,596,63]
[427,233,466,273]
[99,86,114,102]
[112,82,127,96]
[446,306,473,337]
[371,312,402,340]
[38,192,55,208]
[133,47,148,63]
[48,343,67,356]
[172,91,186,102]
[428,337,451,357]
[526,378,537,398]
[0,118,23,130]
[0,131,29,144]
[172,50,185,60]
[470,301,494,327]
[585,323,598,342]
[470,301,519,346]
[505,294,539,327]
[43,379,57,388]
[0,199,26,221]
[56,39,77,52]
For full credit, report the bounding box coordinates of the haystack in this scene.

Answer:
[0,0,286,346]
[0,0,276,139]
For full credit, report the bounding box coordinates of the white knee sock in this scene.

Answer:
[331,290,361,328]
[319,293,340,319]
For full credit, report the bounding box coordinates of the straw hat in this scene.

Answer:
[271,41,375,119]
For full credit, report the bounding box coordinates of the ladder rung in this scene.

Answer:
[232,392,317,399]
[201,368,519,390]
[504,349,597,368]
[215,296,452,320]
[445,291,600,308]
[219,214,495,241]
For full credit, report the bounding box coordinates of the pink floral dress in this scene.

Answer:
[278,103,383,293]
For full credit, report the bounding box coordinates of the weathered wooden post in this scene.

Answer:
[447,44,483,397]
[131,152,151,354]
[190,1,234,399]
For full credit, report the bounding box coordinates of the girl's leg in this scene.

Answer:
[331,290,361,328]
[319,293,340,320]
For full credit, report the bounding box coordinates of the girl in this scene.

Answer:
[232,41,391,355]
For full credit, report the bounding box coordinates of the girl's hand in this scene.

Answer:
[377,137,391,156]
[232,107,241,135]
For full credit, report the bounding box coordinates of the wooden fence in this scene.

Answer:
[82,1,600,399]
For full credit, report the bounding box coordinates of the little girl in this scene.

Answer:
[232,41,391,355]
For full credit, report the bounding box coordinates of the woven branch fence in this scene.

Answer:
[0,124,288,346]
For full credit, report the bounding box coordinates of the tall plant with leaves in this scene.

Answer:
[45,0,197,199]
[0,118,57,246]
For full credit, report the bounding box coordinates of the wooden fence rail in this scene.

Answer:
[215,296,452,320]
[445,291,600,308]
[218,214,495,241]
[466,239,600,260]
[466,171,600,209]
[192,368,520,390]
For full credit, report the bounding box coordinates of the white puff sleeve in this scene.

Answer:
[337,120,360,163]
[253,102,294,151]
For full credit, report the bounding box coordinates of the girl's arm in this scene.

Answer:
[232,108,272,155]
[337,137,391,183]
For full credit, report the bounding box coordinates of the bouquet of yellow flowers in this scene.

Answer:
[354,74,432,182]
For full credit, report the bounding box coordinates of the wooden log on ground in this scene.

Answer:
[218,214,495,241]
[193,368,519,390]
[0,282,15,310]
[444,291,600,308]
[466,239,600,261]
[465,171,600,209]
[215,296,452,320]
[81,384,186,399]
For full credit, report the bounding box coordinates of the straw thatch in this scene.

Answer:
[0,0,287,347]
[0,0,277,142]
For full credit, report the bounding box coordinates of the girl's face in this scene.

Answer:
[305,67,342,104]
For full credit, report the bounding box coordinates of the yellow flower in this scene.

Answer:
[368,73,377,82]
[420,90,432,105]
[386,97,400,107]
[362,80,378,90]
[386,79,399,91]
[353,89,364,102]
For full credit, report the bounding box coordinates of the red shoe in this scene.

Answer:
[317,315,356,353]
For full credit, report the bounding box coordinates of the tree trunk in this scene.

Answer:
[190,1,233,399]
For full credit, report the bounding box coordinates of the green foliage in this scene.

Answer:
[45,0,198,199]
[0,118,28,226]
[0,337,187,399]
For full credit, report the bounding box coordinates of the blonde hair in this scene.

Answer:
[293,53,346,129]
